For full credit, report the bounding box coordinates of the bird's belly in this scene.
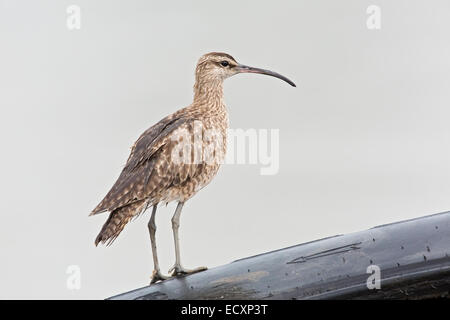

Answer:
[153,118,227,205]
[159,163,221,204]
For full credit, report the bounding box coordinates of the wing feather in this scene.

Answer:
[90,115,204,215]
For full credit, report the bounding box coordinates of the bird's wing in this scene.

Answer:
[90,115,205,215]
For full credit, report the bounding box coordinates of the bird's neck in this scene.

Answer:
[193,79,224,108]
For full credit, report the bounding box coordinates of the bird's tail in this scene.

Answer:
[95,200,146,246]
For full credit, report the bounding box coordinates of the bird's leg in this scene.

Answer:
[148,205,170,284]
[168,202,207,276]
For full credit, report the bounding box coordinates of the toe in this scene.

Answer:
[150,270,170,284]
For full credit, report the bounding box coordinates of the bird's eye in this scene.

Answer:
[220,61,229,67]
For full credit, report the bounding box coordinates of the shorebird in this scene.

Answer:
[90,52,295,284]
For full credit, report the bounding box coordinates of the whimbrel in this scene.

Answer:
[90,52,295,284]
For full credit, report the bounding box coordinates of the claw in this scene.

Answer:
[169,264,207,277]
[150,269,171,284]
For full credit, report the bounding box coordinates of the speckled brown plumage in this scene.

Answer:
[91,52,295,282]
[91,54,232,246]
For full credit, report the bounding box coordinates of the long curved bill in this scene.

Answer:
[236,64,296,87]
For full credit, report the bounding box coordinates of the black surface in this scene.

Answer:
[109,211,450,300]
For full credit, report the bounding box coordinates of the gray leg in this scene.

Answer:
[148,205,170,284]
[168,201,207,276]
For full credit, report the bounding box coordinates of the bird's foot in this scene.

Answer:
[168,264,207,277]
[150,269,171,285]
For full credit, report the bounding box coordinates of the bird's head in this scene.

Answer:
[195,52,296,88]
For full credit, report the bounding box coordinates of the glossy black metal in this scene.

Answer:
[109,211,450,300]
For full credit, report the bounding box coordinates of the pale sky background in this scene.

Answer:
[1,0,450,299]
